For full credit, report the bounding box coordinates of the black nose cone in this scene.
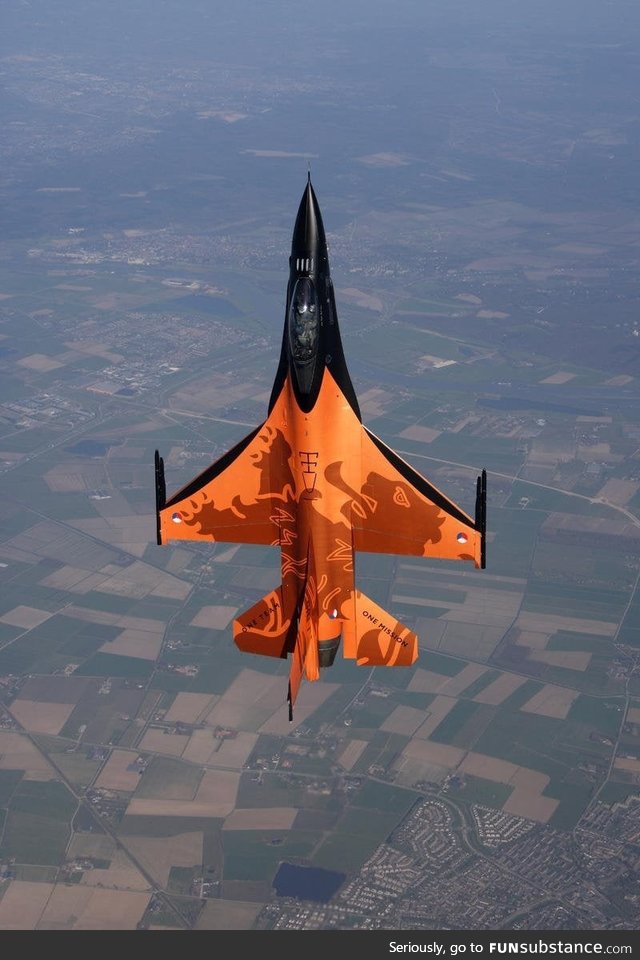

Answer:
[291,175,328,272]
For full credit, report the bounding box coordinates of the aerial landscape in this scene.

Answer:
[1,0,640,932]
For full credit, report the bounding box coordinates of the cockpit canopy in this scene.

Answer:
[289,277,319,364]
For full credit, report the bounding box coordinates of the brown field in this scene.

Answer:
[577,442,612,462]
[138,729,189,757]
[79,556,191,599]
[392,739,464,786]
[473,673,527,705]
[64,339,124,362]
[450,415,481,432]
[604,374,633,386]
[399,425,441,444]
[460,753,558,823]
[0,881,54,929]
[597,478,640,506]
[95,749,145,792]
[9,700,75,735]
[17,353,63,371]
[204,669,285,730]
[381,705,429,736]
[0,731,55,779]
[528,650,591,671]
[39,887,150,930]
[68,834,116,860]
[357,152,411,167]
[191,605,239,629]
[170,372,264,414]
[414,696,458,738]
[417,355,456,370]
[86,380,122,395]
[614,757,640,775]
[183,730,258,768]
[165,692,217,724]
[223,807,297,830]
[195,900,264,930]
[435,663,488,697]
[539,371,576,384]
[338,287,384,312]
[165,547,193,574]
[627,707,640,724]
[503,793,558,822]
[39,565,100,588]
[527,439,575,465]
[399,585,521,630]
[64,604,165,634]
[459,752,513,783]
[63,605,128,626]
[520,684,579,719]
[197,667,337,734]
[212,544,242,563]
[126,769,240,817]
[81,849,149,891]
[408,668,460,695]
[354,388,392,418]
[337,738,368,771]
[516,611,617,637]
[69,573,112,594]
[400,739,465,768]
[44,465,104,493]
[124,832,203,887]
[394,736,559,823]
[0,605,52,629]
[196,899,264,930]
[259,679,339,735]
[515,630,551,650]
[438,622,504,660]
[99,628,164,660]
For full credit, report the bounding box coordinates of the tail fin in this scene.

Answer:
[343,590,418,667]
[287,574,320,720]
[233,586,294,660]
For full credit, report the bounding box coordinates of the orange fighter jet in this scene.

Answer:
[155,177,486,718]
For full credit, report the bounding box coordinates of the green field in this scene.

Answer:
[75,652,154,678]
[136,757,203,800]
[0,811,71,865]
[222,830,321,882]
[454,774,513,810]
[0,770,23,806]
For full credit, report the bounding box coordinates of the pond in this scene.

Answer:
[273,862,345,903]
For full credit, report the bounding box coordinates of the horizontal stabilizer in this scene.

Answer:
[233,587,293,659]
[343,590,418,667]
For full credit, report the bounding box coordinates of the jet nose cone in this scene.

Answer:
[291,176,328,269]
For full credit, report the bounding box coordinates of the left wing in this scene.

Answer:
[351,428,486,568]
[155,404,295,547]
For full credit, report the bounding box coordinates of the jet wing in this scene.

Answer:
[155,408,295,547]
[352,428,486,568]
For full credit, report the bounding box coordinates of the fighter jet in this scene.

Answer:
[155,177,486,718]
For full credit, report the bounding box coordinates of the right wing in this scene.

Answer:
[156,400,295,547]
[352,427,486,568]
